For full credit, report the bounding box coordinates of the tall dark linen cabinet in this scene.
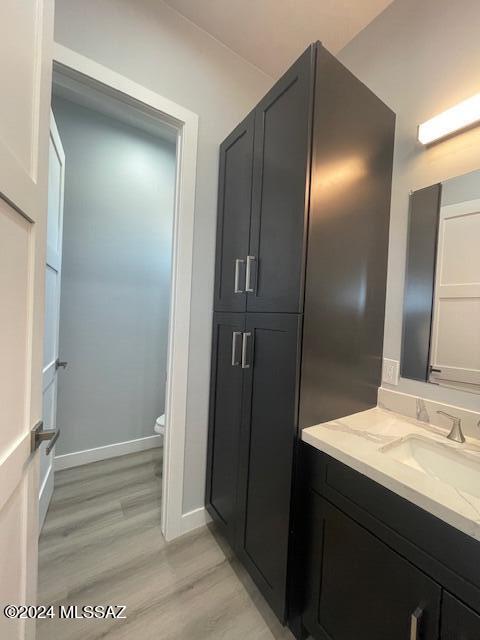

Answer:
[206,42,395,624]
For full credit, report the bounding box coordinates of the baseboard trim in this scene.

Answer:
[179,507,211,536]
[54,434,162,471]
[39,462,54,532]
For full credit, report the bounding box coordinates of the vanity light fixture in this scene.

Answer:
[418,92,480,145]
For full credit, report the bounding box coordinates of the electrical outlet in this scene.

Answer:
[382,358,400,386]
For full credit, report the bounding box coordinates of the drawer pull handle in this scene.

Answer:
[234,258,245,294]
[410,606,423,640]
[241,332,252,369]
[245,256,256,293]
[231,331,242,367]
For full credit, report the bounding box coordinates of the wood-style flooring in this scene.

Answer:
[37,449,294,639]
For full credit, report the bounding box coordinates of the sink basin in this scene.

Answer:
[381,436,480,499]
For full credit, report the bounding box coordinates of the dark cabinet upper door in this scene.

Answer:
[213,115,254,312]
[236,313,302,620]
[302,494,441,640]
[441,593,480,639]
[205,313,245,546]
[247,46,315,313]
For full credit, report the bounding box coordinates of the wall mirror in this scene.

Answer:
[402,169,480,394]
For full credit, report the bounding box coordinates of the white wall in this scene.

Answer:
[53,95,176,455]
[339,0,480,412]
[54,0,273,511]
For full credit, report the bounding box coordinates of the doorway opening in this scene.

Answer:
[39,45,199,554]
[40,77,177,532]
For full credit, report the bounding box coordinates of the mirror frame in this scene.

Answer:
[401,183,442,382]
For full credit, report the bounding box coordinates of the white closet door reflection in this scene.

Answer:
[430,200,480,391]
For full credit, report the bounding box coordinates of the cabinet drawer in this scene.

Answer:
[302,493,441,640]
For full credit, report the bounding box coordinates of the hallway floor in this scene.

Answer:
[37,449,293,639]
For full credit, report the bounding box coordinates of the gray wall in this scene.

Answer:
[54,0,272,512]
[442,169,480,207]
[53,96,176,455]
[339,0,480,411]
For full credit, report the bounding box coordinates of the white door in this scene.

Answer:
[39,115,65,530]
[430,199,480,392]
[0,1,54,638]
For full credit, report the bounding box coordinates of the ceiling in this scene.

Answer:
[162,0,393,78]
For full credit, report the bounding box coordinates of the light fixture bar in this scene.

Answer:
[418,92,480,145]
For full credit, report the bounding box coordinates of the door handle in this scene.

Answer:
[410,606,423,640]
[234,258,245,294]
[31,421,60,455]
[245,256,256,293]
[231,331,242,366]
[55,358,68,370]
[46,430,60,455]
[241,332,252,369]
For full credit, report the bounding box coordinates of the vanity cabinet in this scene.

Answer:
[302,492,441,640]
[295,443,480,639]
[207,40,395,624]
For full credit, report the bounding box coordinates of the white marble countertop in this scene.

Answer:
[302,407,480,541]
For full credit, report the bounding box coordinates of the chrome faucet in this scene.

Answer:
[437,411,465,444]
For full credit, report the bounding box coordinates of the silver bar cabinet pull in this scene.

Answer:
[231,331,242,367]
[234,258,245,293]
[241,332,252,369]
[245,255,256,293]
[410,606,423,640]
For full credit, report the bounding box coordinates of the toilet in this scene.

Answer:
[154,414,165,436]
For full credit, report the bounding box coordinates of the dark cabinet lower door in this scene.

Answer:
[441,593,480,639]
[236,313,302,620]
[303,493,441,640]
[213,115,254,312]
[206,313,245,546]
[247,46,314,313]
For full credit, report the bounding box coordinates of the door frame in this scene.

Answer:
[52,43,199,541]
